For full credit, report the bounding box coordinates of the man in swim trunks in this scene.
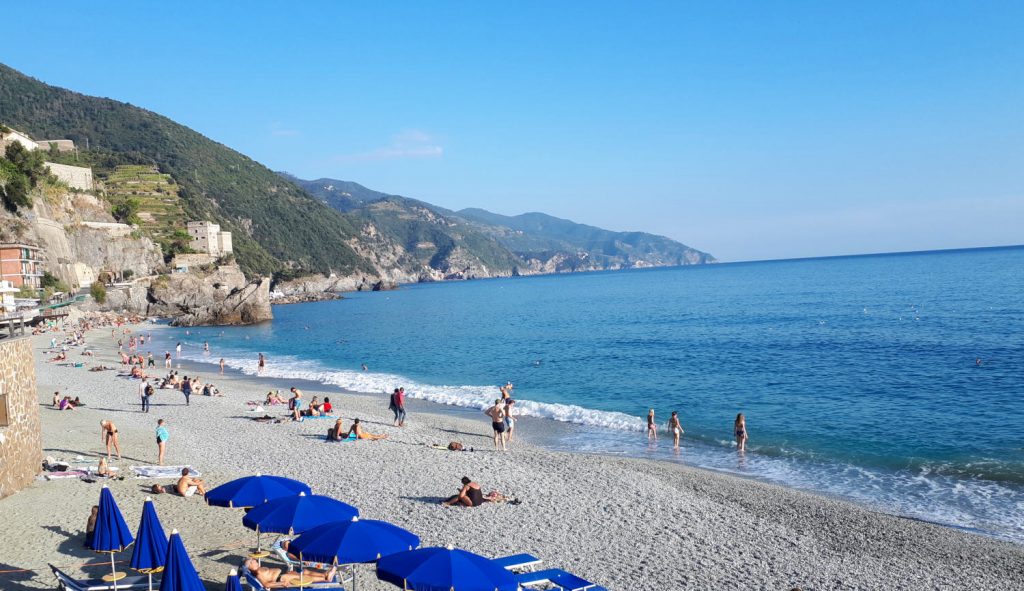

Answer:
[176,467,207,497]
[244,558,336,589]
[485,399,507,451]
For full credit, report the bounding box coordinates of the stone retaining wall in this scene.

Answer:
[0,336,42,499]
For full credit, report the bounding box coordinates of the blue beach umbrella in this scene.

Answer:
[205,474,311,509]
[159,530,206,591]
[130,497,169,591]
[291,517,420,590]
[224,569,242,591]
[241,492,358,552]
[376,547,518,591]
[291,517,420,564]
[92,485,135,589]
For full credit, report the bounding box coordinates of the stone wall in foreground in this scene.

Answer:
[0,336,42,499]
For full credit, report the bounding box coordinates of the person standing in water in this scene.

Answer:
[258,353,266,375]
[175,342,182,358]
[734,413,748,452]
[203,341,209,353]
[647,409,657,441]
[667,411,683,449]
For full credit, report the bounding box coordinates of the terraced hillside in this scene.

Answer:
[102,165,186,243]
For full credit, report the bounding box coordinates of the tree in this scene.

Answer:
[111,197,141,225]
[121,269,134,280]
[90,281,107,304]
[0,158,31,211]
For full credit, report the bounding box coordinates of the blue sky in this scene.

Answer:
[3,1,1022,261]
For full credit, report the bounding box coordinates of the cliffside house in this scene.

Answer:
[0,127,38,152]
[187,221,233,257]
[0,243,44,290]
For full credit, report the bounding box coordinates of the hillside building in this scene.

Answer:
[187,221,233,257]
[0,244,44,290]
[43,162,93,191]
[0,128,38,152]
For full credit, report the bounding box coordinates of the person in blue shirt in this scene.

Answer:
[156,419,169,465]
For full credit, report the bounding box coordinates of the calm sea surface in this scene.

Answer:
[167,246,1024,542]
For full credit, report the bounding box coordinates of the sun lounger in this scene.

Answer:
[516,568,605,591]
[50,564,150,590]
[239,559,348,591]
[269,539,355,581]
[492,552,542,572]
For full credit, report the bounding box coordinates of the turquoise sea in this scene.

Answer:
[165,246,1024,542]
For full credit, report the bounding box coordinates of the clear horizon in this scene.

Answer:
[2,1,1021,262]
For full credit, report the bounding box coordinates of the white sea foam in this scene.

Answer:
[183,352,645,432]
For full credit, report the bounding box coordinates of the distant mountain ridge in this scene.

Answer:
[286,174,716,277]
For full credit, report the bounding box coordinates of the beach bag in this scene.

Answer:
[448,441,464,451]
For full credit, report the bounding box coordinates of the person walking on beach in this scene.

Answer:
[141,380,153,413]
[258,352,266,375]
[734,413,748,452]
[647,409,657,441]
[100,420,122,461]
[219,358,225,374]
[181,376,192,406]
[485,399,508,451]
[390,388,407,427]
[156,419,169,465]
[667,411,683,449]
[505,398,517,442]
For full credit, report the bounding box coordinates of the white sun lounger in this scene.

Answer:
[50,564,150,591]
[516,568,607,591]
[492,552,542,572]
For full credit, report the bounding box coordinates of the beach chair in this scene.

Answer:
[492,552,542,573]
[50,564,150,591]
[516,568,607,591]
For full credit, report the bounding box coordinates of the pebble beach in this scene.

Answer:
[1,324,1022,590]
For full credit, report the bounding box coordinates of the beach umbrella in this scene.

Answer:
[291,517,420,590]
[159,529,206,591]
[130,497,169,591]
[241,492,358,553]
[223,569,242,591]
[205,474,311,509]
[92,485,135,590]
[376,546,518,591]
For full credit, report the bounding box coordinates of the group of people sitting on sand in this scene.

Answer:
[327,417,388,441]
[52,391,84,410]
[148,468,208,497]
[288,387,334,420]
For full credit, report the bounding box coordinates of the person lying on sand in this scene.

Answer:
[348,419,388,440]
[49,352,67,362]
[264,391,286,405]
[175,468,207,497]
[245,558,336,589]
[442,477,485,507]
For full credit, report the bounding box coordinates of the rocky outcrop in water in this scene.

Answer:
[147,266,272,326]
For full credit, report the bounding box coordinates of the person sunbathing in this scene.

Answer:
[327,418,350,441]
[175,468,207,497]
[265,391,286,405]
[59,396,75,411]
[244,558,336,589]
[348,419,388,440]
[49,352,67,362]
[130,366,147,379]
[442,477,485,507]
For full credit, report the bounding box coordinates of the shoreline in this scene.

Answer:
[1,323,1021,589]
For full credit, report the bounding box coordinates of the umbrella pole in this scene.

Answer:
[147,571,153,591]
[109,553,118,591]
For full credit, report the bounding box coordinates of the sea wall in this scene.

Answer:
[0,336,42,499]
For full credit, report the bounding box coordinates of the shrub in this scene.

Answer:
[122,269,134,280]
[90,282,107,304]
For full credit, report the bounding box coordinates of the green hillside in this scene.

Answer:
[0,63,370,277]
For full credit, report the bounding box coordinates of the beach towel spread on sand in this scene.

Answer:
[130,465,201,479]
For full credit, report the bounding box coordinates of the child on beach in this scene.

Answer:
[156,419,169,465]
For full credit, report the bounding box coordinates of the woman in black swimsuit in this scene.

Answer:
[442,477,485,507]
[100,420,122,461]
[734,413,748,452]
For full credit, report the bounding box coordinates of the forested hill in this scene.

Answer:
[289,175,716,274]
[0,63,370,277]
